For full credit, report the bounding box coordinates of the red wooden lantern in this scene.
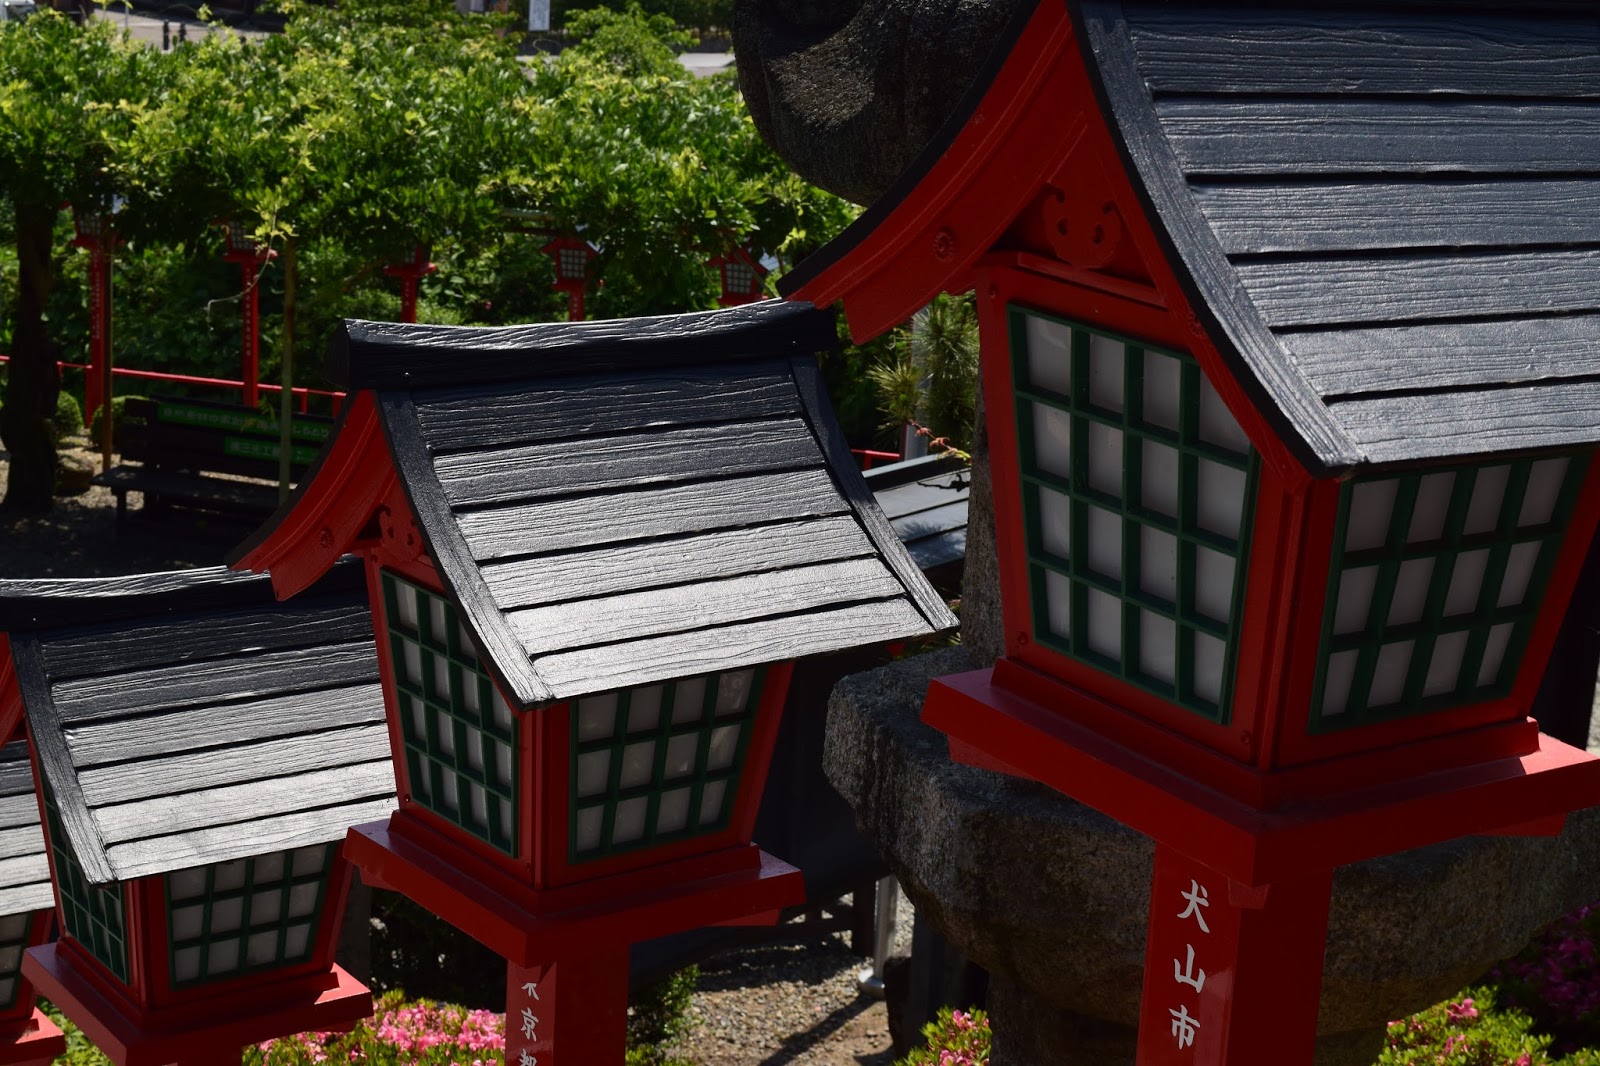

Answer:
[229,300,955,1064]
[707,246,769,307]
[218,220,278,409]
[0,567,390,1066]
[540,235,597,322]
[381,244,437,325]
[0,715,66,1066]
[781,2,1600,1062]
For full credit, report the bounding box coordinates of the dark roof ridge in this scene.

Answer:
[328,300,839,391]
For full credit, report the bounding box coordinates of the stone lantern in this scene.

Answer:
[780,1,1600,1061]
[228,299,955,1063]
[0,567,391,1066]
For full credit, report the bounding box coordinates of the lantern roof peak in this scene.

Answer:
[784,0,1600,474]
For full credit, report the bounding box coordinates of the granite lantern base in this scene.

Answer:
[827,647,1600,1066]
[22,943,369,1066]
[346,812,804,1064]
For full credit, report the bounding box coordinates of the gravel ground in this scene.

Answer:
[0,440,917,1065]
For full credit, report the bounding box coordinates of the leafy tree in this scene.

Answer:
[0,12,166,511]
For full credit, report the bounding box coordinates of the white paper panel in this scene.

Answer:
[1088,422,1124,497]
[1520,458,1570,528]
[1197,375,1251,455]
[1025,315,1073,397]
[1039,486,1071,560]
[1406,472,1455,543]
[1322,649,1358,716]
[1387,557,1435,628]
[1477,623,1516,688]
[1498,542,1542,608]
[1032,403,1073,480]
[1334,566,1378,635]
[1142,352,1183,431]
[1141,440,1180,518]
[1139,611,1177,685]
[1192,631,1225,705]
[1087,506,1123,581]
[699,780,728,826]
[1195,547,1236,624]
[1424,631,1469,697]
[1087,587,1122,660]
[1465,465,1510,535]
[1346,479,1398,552]
[1369,640,1414,706]
[1444,549,1489,616]
[1089,334,1125,413]
[1045,570,1072,641]
[1140,526,1179,604]
[1196,460,1246,539]
[577,694,618,741]
[612,797,648,844]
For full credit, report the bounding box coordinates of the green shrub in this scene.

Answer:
[1380,988,1555,1065]
[51,390,83,440]
[626,966,697,1066]
[897,1006,990,1066]
[86,394,144,449]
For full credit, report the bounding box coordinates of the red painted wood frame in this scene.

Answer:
[0,912,55,1035]
[0,1007,63,1066]
[0,644,19,755]
[362,528,797,904]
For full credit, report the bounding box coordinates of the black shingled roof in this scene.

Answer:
[1082,0,1600,470]
[0,565,394,887]
[301,300,957,708]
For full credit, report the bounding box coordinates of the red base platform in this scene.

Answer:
[22,946,371,1066]
[345,816,806,968]
[0,1008,65,1066]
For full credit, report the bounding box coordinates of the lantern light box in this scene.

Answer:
[0,732,65,1066]
[0,566,393,1066]
[229,298,956,1063]
[780,1,1600,1062]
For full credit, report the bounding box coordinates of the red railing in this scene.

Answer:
[852,447,901,470]
[0,355,345,416]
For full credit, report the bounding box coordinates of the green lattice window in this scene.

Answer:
[44,792,127,982]
[1312,453,1589,731]
[1011,308,1258,722]
[570,669,763,862]
[165,845,334,988]
[0,912,33,1010]
[383,573,519,856]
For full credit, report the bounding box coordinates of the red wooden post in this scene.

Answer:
[1135,848,1329,1066]
[70,207,118,470]
[504,953,629,1066]
[219,221,277,408]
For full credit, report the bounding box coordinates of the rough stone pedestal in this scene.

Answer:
[825,646,1600,1065]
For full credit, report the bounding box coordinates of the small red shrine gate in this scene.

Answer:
[229,299,955,1063]
[781,1,1600,1061]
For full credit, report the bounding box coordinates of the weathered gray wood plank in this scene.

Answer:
[38,599,372,682]
[413,363,801,453]
[0,750,33,799]
[64,683,387,769]
[534,599,932,697]
[434,418,824,508]
[1237,250,1600,328]
[0,882,55,917]
[51,642,379,725]
[1195,179,1600,255]
[94,760,395,846]
[510,559,908,656]
[0,795,40,832]
[1285,315,1600,396]
[1128,8,1600,97]
[481,515,876,612]
[106,796,398,882]
[456,469,851,563]
[1330,381,1600,463]
[0,856,48,892]
[1160,99,1600,176]
[0,826,46,867]
[78,723,393,808]
[0,567,271,632]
